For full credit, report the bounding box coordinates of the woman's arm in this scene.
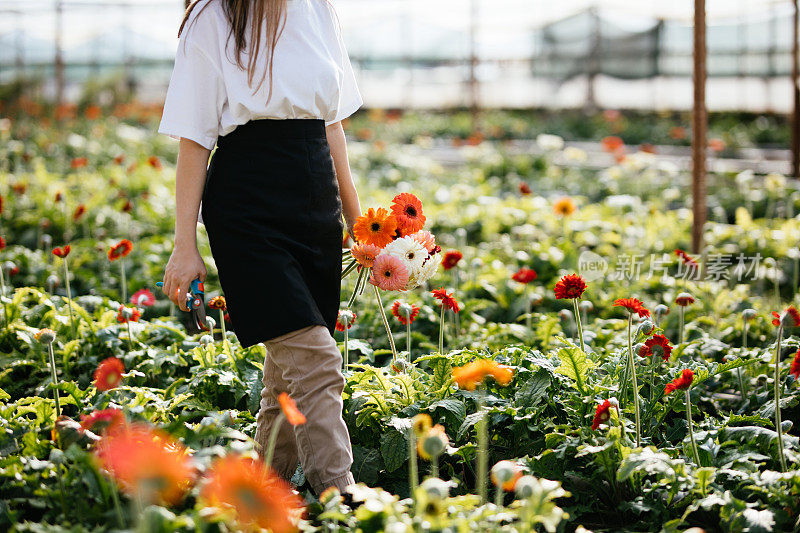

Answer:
[326,121,361,242]
[162,137,209,311]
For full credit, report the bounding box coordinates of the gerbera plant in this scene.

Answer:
[52,244,76,334]
[554,273,588,352]
[664,369,699,464]
[108,239,133,303]
[35,328,60,418]
[116,304,140,350]
[674,292,695,344]
[343,193,440,364]
[769,305,800,472]
[335,308,356,370]
[391,299,419,358]
[613,297,650,447]
[432,287,459,356]
[94,357,125,391]
[208,296,234,364]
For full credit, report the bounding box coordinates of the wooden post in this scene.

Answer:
[692,0,707,254]
[792,0,799,179]
[54,0,65,109]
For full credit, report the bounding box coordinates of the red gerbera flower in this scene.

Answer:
[335,309,356,331]
[94,357,125,391]
[554,273,587,300]
[675,292,695,307]
[772,306,800,327]
[638,334,673,361]
[108,239,133,261]
[72,204,86,221]
[432,287,460,313]
[665,369,694,395]
[613,297,650,318]
[0,236,5,250]
[70,157,88,169]
[391,300,420,325]
[390,192,426,236]
[790,349,800,380]
[80,408,127,435]
[52,244,71,258]
[117,305,141,323]
[511,267,537,284]
[518,182,531,195]
[55,191,63,202]
[441,250,463,270]
[147,156,162,170]
[591,399,612,430]
[130,288,156,307]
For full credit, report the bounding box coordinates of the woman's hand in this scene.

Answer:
[162,245,207,312]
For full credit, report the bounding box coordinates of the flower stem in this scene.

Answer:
[63,259,76,336]
[477,389,488,503]
[679,306,685,345]
[126,320,133,352]
[109,478,125,528]
[47,343,61,418]
[264,412,286,468]
[495,486,504,509]
[0,264,7,328]
[773,325,788,472]
[524,285,532,337]
[438,305,445,356]
[431,455,439,479]
[626,313,641,447]
[406,320,411,360]
[408,428,418,494]
[344,325,349,372]
[120,258,127,304]
[572,298,585,353]
[373,284,398,361]
[685,388,700,464]
[221,309,236,371]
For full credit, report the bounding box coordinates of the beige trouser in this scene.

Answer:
[253,324,355,495]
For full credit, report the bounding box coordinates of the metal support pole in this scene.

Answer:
[692,0,707,254]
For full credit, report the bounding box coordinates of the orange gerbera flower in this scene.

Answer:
[353,207,397,248]
[601,136,624,153]
[665,369,694,395]
[390,193,426,236]
[391,300,420,325]
[441,250,463,270]
[117,305,141,323]
[52,244,71,258]
[94,357,125,391]
[613,297,650,318]
[72,204,86,221]
[350,243,382,268]
[208,296,227,310]
[553,196,576,216]
[108,239,133,261]
[277,392,306,426]
[431,287,460,313]
[147,155,162,170]
[93,423,194,506]
[200,454,303,533]
[70,157,88,169]
[452,359,514,391]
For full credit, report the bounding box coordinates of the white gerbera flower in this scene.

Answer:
[382,236,427,274]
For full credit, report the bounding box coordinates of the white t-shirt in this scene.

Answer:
[158,0,363,150]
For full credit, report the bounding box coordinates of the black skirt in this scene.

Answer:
[201,119,344,349]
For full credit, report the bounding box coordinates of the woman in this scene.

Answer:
[157,0,362,495]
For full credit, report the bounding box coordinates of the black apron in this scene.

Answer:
[201,119,344,348]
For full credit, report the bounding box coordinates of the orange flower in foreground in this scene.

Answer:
[200,454,303,533]
[94,357,125,391]
[353,207,397,248]
[277,392,306,426]
[108,239,133,261]
[665,369,694,395]
[93,423,194,506]
[390,192,426,236]
[432,287,460,313]
[452,359,514,391]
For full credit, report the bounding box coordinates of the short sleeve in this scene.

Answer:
[324,9,363,126]
[158,26,225,150]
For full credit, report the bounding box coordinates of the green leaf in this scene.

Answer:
[617,448,680,482]
[553,337,595,394]
[380,429,408,472]
[428,398,466,425]
[514,368,550,408]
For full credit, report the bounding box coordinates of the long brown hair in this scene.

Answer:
[178,0,288,103]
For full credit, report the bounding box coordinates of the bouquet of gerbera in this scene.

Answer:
[343,193,440,305]
[342,193,440,361]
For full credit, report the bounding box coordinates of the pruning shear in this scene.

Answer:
[156,278,208,334]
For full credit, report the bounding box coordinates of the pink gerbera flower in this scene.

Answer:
[410,230,436,253]
[350,243,382,268]
[368,254,409,291]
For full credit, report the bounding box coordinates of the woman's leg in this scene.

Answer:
[254,342,300,482]
[264,324,355,495]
